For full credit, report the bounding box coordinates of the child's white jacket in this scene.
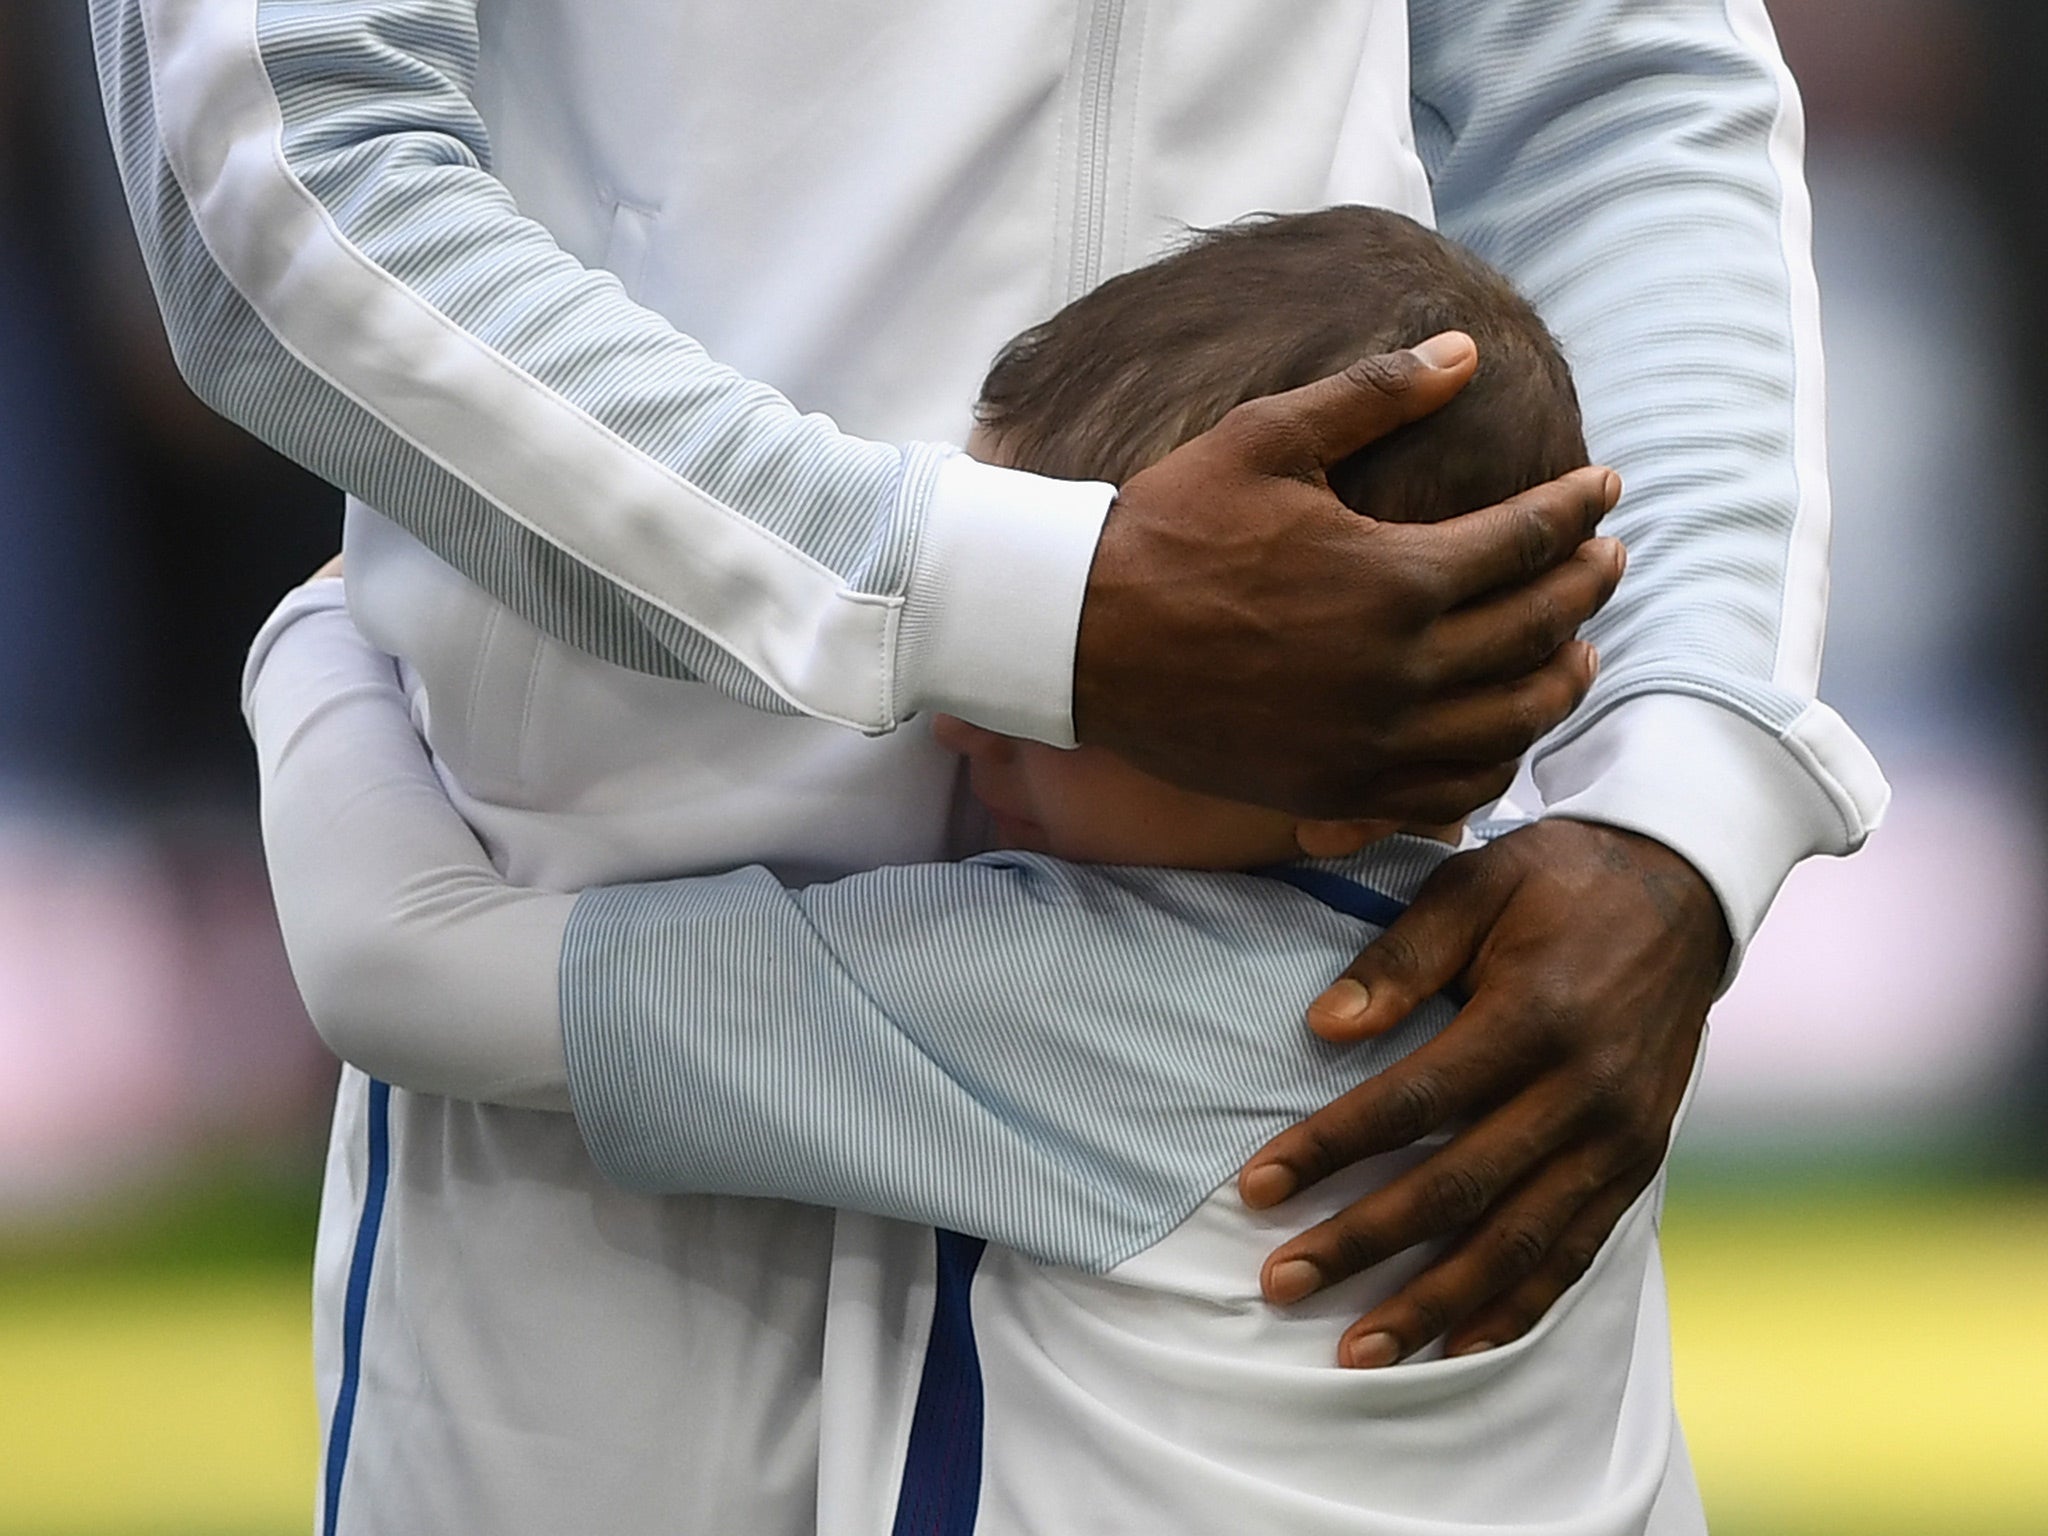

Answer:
[107,2,1882,1533]
[247,583,1711,1536]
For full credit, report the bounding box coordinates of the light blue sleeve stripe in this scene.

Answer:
[561,843,1457,1274]
[89,0,940,720]
[1412,0,1827,743]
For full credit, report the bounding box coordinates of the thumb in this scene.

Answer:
[1308,850,1506,1042]
[1259,332,1477,471]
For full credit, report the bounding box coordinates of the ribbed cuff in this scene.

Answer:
[1534,693,1890,984]
[892,451,1114,745]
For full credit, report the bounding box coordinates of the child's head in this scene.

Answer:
[974,205,1586,523]
[943,205,1588,869]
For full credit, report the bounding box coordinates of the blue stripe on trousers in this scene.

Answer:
[322,1078,392,1536]
[891,1230,989,1536]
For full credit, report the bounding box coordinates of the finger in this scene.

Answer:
[1241,985,1542,1214]
[1416,468,1621,611]
[1241,333,1478,471]
[1377,642,1598,769]
[1330,1138,1618,1366]
[1256,1073,1590,1308]
[1441,1159,1661,1359]
[1420,539,1624,690]
[1338,758,1521,830]
[1303,853,1510,1045]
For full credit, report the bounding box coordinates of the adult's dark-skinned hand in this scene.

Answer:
[1075,332,1626,823]
[1239,818,1730,1367]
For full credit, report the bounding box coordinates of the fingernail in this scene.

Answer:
[1601,470,1623,509]
[1311,978,1371,1027]
[1266,1259,1324,1304]
[1344,1331,1401,1369]
[1585,646,1601,682]
[1411,332,1475,370]
[1241,1163,1297,1208]
[1452,1339,1498,1357]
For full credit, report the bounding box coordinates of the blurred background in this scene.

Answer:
[0,1,2043,1531]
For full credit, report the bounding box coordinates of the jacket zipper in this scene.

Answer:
[1068,0,1128,301]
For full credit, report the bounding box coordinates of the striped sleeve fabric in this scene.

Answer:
[562,845,1458,1273]
[88,0,1110,738]
[1409,0,1889,955]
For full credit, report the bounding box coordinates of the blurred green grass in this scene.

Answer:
[0,1166,319,1536]
[1661,1169,2048,1536]
[2,1163,2043,1536]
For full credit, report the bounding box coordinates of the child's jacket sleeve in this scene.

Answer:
[243,584,1451,1270]
[560,853,1455,1272]
[245,583,578,1111]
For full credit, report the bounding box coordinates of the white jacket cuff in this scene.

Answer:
[1534,693,1891,982]
[893,452,1115,745]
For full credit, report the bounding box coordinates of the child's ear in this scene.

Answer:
[1293,820,1393,858]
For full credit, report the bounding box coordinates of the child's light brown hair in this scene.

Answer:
[974,205,1586,523]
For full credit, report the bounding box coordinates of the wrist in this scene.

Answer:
[1533,693,1889,983]
[1558,820,1732,972]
